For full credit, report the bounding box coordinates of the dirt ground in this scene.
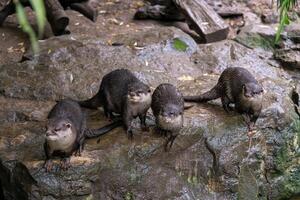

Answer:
[0,0,167,65]
[0,0,277,66]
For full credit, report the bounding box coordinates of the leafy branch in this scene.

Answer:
[13,0,46,53]
[275,0,298,43]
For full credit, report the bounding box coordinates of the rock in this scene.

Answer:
[0,97,54,123]
[261,11,279,24]
[173,0,229,43]
[0,26,299,199]
[285,23,300,44]
[0,159,38,200]
[274,45,300,69]
[235,24,278,50]
[217,8,243,18]
[0,27,199,101]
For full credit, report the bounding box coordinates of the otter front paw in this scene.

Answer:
[60,158,71,171]
[127,129,133,140]
[141,125,149,132]
[44,160,53,172]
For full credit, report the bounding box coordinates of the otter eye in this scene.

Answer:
[148,89,151,93]
[54,128,60,132]
[65,123,71,128]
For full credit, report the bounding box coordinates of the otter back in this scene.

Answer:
[183,67,263,131]
[79,69,151,139]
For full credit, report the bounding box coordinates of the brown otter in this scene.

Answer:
[79,69,152,139]
[44,99,121,172]
[184,67,263,131]
[151,83,184,151]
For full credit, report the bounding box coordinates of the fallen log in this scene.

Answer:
[172,0,229,43]
[0,0,97,36]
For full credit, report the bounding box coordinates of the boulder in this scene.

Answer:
[0,26,299,200]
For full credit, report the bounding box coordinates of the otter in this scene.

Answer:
[151,83,184,151]
[184,67,263,131]
[79,69,152,139]
[44,99,121,172]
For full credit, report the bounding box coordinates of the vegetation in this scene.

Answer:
[11,0,298,51]
[275,0,298,43]
[173,38,188,52]
[14,0,46,53]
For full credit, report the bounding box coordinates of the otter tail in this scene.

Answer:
[184,84,222,102]
[84,120,123,139]
[79,93,103,109]
[184,104,194,110]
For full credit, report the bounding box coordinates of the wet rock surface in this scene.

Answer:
[0,0,300,200]
[274,45,300,69]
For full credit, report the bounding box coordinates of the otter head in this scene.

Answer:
[158,104,183,131]
[127,82,152,104]
[243,83,263,98]
[160,104,183,118]
[46,118,74,141]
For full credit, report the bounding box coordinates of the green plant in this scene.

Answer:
[275,0,298,43]
[14,0,46,53]
[172,38,188,51]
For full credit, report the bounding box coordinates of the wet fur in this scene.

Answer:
[44,99,120,171]
[79,69,152,138]
[151,83,184,151]
[184,67,263,129]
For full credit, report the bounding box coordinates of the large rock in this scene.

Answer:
[0,26,299,200]
[286,23,300,44]
[235,24,278,50]
[0,27,199,101]
[274,45,300,69]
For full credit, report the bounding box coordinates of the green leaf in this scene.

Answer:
[275,21,284,44]
[14,0,39,53]
[275,0,298,44]
[29,0,46,38]
[173,38,188,51]
[284,13,290,25]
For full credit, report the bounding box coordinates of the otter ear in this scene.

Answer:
[242,84,252,97]
[260,89,264,94]
[242,84,247,92]
[260,87,264,94]
[65,123,71,128]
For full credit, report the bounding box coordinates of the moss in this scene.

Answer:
[235,34,275,50]
[172,38,188,52]
[275,120,300,172]
[85,194,93,200]
[276,167,300,200]
[124,191,134,200]
[275,143,292,173]
[291,120,300,152]
[237,165,259,200]
[272,120,300,199]
[187,175,198,185]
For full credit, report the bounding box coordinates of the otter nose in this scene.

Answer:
[169,112,175,116]
[46,130,53,136]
